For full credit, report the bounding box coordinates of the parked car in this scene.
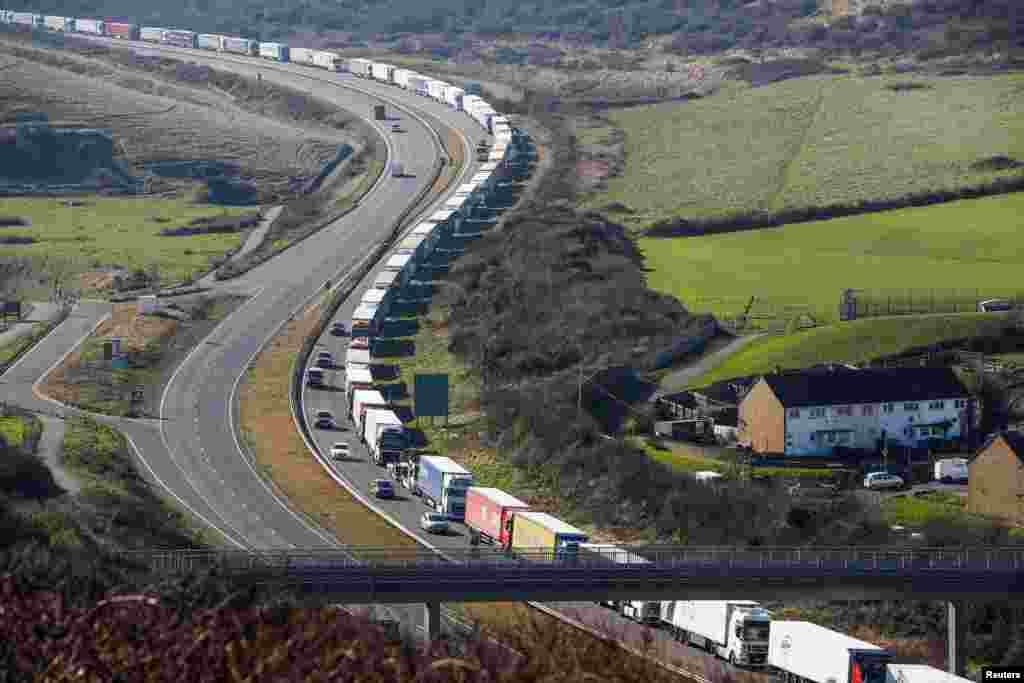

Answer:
[864,472,905,490]
[391,123,403,132]
[330,321,348,336]
[314,410,335,429]
[330,442,350,460]
[978,298,1014,313]
[370,479,395,499]
[314,351,334,368]
[420,512,449,534]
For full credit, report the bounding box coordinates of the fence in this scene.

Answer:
[840,288,1024,320]
[691,296,821,335]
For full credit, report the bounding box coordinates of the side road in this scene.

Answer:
[0,299,250,548]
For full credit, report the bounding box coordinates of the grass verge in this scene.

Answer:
[686,312,1014,387]
[642,193,1024,322]
[880,490,975,527]
[238,295,418,547]
[640,438,850,479]
[0,196,248,289]
[39,297,244,417]
[0,414,39,450]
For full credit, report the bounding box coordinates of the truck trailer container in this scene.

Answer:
[443,86,464,110]
[370,62,393,82]
[427,79,448,100]
[383,253,415,286]
[397,235,429,263]
[409,76,429,97]
[289,46,317,65]
[374,270,400,291]
[346,346,372,368]
[363,408,405,467]
[258,42,289,61]
[11,12,40,27]
[222,36,258,55]
[416,456,473,519]
[350,302,380,336]
[344,366,374,399]
[197,33,224,50]
[886,665,973,683]
[576,544,656,619]
[662,600,771,667]
[348,57,373,78]
[160,29,196,48]
[138,26,165,42]
[361,287,392,308]
[464,487,529,546]
[44,15,73,31]
[314,50,343,71]
[508,510,588,557]
[768,621,891,683]
[393,69,414,88]
[350,389,387,435]
[75,18,104,34]
[105,21,138,39]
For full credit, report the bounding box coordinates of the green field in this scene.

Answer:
[592,73,1024,227]
[641,193,1024,321]
[0,196,248,287]
[687,312,1013,387]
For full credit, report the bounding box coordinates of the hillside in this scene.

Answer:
[1,0,1020,55]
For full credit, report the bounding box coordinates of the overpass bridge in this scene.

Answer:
[128,544,1024,666]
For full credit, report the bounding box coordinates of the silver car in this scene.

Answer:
[864,472,905,490]
[420,512,449,534]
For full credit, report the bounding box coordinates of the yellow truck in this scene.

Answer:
[508,510,588,559]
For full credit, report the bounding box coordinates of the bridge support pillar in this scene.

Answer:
[425,601,441,642]
[947,600,966,677]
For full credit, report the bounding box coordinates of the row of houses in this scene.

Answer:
[659,364,1022,526]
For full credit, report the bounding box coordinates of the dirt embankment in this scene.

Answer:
[0,38,355,203]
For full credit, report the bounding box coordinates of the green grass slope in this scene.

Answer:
[687,312,1013,387]
[641,193,1024,320]
[595,73,1024,228]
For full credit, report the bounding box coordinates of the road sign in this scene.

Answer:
[414,374,449,418]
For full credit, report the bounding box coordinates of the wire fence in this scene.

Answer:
[841,288,1024,320]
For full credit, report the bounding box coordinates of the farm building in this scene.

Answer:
[738,366,972,456]
[967,431,1024,526]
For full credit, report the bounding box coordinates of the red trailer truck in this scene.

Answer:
[464,487,529,546]
[105,21,139,40]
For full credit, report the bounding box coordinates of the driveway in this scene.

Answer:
[656,333,764,395]
[35,414,81,495]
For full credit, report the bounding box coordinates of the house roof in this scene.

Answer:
[972,430,1024,465]
[759,367,968,408]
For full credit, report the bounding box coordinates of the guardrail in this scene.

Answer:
[124,545,1024,576]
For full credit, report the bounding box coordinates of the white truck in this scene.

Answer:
[769,621,892,683]
[348,57,373,78]
[314,51,343,71]
[351,389,387,435]
[886,664,973,683]
[290,46,318,65]
[662,600,771,667]
[416,455,473,519]
[577,544,658,623]
[934,457,968,483]
[363,407,406,467]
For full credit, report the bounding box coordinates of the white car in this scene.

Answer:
[420,512,449,534]
[330,442,350,460]
[864,472,905,490]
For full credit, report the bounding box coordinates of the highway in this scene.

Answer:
[4,35,488,636]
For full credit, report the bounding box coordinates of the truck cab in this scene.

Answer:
[621,601,661,625]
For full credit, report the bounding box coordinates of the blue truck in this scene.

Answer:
[415,455,472,519]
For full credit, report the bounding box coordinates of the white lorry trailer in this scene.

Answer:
[886,664,973,683]
[577,544,658,622]
[662,600,771,668]
[363,407,406,467]
[769,621,891,683]
[416,455,473,519]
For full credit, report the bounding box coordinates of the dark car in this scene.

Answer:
[370,479,395,499]
[314,410,335,429]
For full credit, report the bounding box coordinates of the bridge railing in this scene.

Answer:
[122,545,1024,577]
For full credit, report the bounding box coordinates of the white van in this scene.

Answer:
[933,458,968,483]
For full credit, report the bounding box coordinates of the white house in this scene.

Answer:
[739,367,973,456]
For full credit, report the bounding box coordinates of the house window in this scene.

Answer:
[862,405,874,416]
[788,408,800,418]
[928,401,945,410]
[809,407,826,418]
[883,403,895,414]
[834,406,853,416]
[903,403,919,411]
